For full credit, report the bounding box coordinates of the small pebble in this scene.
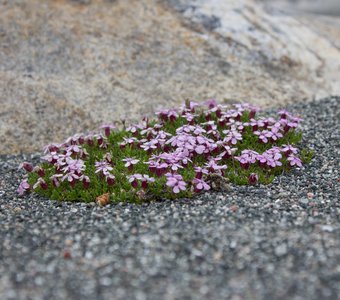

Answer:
[307,192,314,199]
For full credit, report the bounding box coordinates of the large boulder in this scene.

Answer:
[0,0,339,154]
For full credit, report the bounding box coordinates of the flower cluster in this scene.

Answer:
[17,99,308,203]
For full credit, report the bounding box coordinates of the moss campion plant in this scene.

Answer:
[17,99,312,204]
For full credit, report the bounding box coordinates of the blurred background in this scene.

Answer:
[0,0,339,155]
[259,0,340,15]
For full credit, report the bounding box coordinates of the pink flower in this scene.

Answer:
[140,140,158,152]
[195,144,206,155]
[156,109,178,122]
[280,118,301,132]
[235,103,259,118]
[227,120,245,132]
[155,162,169,176]
[165,173,187,194]
[223,129,242,145]
[254,130,270,143]
[176,125,205,135]
[265,148,282,161]
[224,109,243,120]
[218,144,237,158]
[126,124,143,134]
[256,154,269,168]
[100,124,116,137]
[140,174,155,189]
[120,137,138,149]
[96,160,115,185]
[287,155,303,168]
[192,178,210,192]
[43,143,61,154]
[65,133,85,145]
[194,166,209,179]
[204,99,218,109]
[182,112,196,122]
[235,150,259,169]
[127,174,142,188]
[140,126,157,138]
[122,157,140,171]
[66,144,81,156]
[127,174,155,189]
[95,161,113,176]
[42,152,63,165]
[281,144,298,156]
[33,178,48,190]
[92,134,106,147]
[50,174,63,187]
[62,172,80,187]
[205,160,227,175]
[155,130,172,140]
[277,109,291,119]
[259,148,282,168]
[209,104,224,118]
[62,158,86,175]
[17,178,30,195]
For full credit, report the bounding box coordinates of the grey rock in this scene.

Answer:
[275,243,288,256]
[0,0,340,154]
[299,198,309,205]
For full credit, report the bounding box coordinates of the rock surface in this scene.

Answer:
[1,0,339,154]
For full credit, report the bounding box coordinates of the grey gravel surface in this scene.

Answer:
[1,97,339,300]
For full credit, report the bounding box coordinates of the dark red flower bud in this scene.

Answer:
[163,145,171,152]
[107,177,115,186]
[141,181,148,189]
[219,120,226,127]
[131,180,138,188]
[169,115,176,122]
[78,136,85,144]
[69,180,76,188]
[222,152,231,159]
[259,161,267,168]
[249,110,256,119]
[240,162,249,170]
[83,179,90,189]
[22,162,33,172]
[40,181,48,190]
[216,109,222,118]
[104,128,111,137]
[149,166,156,173]
[97,137,103,145]
[87,139,94,147]
[155,168,163,177]
[34,166,45,177]
[248,173,258,185]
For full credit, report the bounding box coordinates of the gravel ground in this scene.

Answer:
[0,97,339,300]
